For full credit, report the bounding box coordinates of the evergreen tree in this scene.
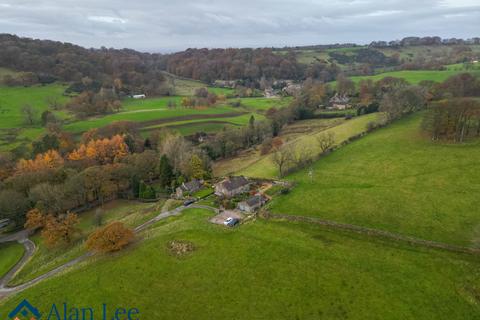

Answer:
[158,155,173,189]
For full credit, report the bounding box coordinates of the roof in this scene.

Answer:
[244,195,263,207]
[181,179,201,192]
[220,176,249,191]
[330,93,350,104]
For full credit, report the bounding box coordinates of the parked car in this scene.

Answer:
[183,199,195,206]
[223,217,239,227]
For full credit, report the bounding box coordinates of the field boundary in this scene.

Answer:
[265,212,480,256]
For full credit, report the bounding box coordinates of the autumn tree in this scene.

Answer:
[189,154,206,180]
[16,149,64,175]
[24,208,45,230]
[41,212,79,247]
[86,222,134,253]
[68,135,129,165]
[26,210,79,247]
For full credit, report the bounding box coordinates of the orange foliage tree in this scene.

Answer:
[25,209,79,247]
[68,134,129,165]
[86,221,134,253]
[15,150,64,174]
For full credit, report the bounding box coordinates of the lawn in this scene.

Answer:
[1,209,479,319]
[0,242,25,278]
[9,200,160,286]
[231,113,379,178]
[268,113,480,246]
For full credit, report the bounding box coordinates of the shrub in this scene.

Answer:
[86,222,134,253]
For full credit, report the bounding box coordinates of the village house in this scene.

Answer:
[214,176,250,198]
[282,83,302,96]
[328,93,351,110]
[176,179,202,198]
[264,87,276,98]
[237,195,266,213]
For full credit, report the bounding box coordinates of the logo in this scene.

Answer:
[8,299,41,320]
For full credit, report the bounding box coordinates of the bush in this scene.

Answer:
[86,222,134,253]
[366,121,378,132]
[280,187,291,195]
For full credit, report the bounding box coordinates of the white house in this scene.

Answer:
[132,94,146,99]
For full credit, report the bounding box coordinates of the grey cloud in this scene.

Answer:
[0,0,478,52]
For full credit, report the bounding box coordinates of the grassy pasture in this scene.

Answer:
[331,69,480,87]
[1,209,479,319]
[228,113,379,178]
[236,97,292,111]
[0,242,25,278]
[269,113,480,246]
[0,84,70,151]
[0,85,69,130]
[63,104,242,133]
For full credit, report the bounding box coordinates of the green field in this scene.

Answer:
[234,113,379,178]
[0,242,24,278]
[269,114,480,246]
[0,84,70,151]
[63,104,242,133]
[235,97,292,111]
[1,209,479,319]
[0,85,69,130]
[329,69,480,88]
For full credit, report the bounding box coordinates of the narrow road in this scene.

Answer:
[0,203,218,300]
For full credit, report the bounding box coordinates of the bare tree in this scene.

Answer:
[46,96,61,110]
[292,144,312,168]
[316,132,336,153]
[21,104,37,125]
[272,144,294,177]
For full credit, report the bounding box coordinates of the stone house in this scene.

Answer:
[214,176,250,198]
[176,179,202,198]
[237,195,266,213]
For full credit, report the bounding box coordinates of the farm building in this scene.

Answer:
[237,195,266,213]
[132,94,146,99]
[328,93,351,110]
[176,179,202,198]
[215,176,250,198]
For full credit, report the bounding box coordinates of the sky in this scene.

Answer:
[0,0,479,53]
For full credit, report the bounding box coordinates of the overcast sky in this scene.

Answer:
[0,0,479,52]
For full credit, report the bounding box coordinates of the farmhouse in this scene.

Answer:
[132,94,146,99]
[215,176,250,198]
[282,83,302,96]
[237,195,266,213]
[328,93,351,110]
[176,179,202,198]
